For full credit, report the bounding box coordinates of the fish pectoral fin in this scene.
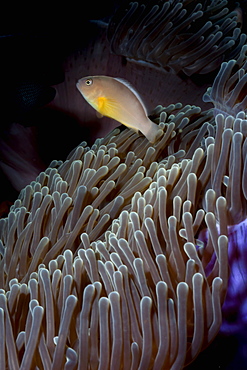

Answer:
[97,96,121,119]
[97,97,106,112]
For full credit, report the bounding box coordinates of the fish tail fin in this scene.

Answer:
[145,119,161,143]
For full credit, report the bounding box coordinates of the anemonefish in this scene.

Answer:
[76,75,160,143]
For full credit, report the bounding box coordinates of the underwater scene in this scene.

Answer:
[1,0,247,368]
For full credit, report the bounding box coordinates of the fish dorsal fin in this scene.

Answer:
[114,77,148,114]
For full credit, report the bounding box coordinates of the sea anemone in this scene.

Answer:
[2,8,247,364]
[107,0,246,76]
[2,98,246,368]
[203,45,247,116]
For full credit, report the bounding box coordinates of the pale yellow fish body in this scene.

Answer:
[76,75,160,143]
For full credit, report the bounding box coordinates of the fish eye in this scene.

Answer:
[85,78,93,86]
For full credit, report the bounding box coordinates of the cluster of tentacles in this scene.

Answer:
[108,0,246,75]
[1,71,247,367]
[1,2,247,368]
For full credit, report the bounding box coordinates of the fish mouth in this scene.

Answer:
[76,80,81,90]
